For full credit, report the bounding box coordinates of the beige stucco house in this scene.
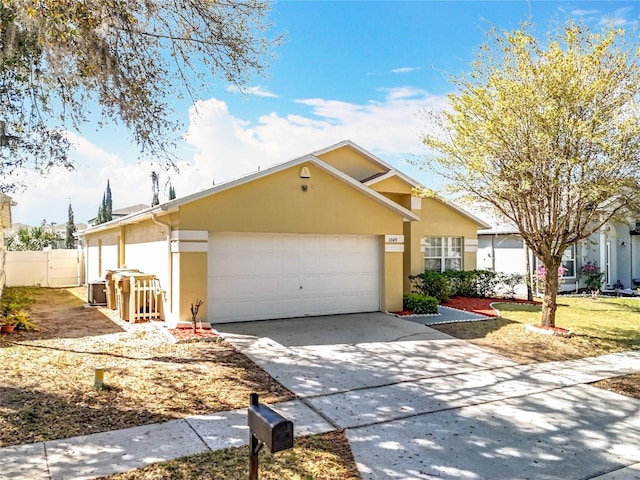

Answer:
[81,141,488,324]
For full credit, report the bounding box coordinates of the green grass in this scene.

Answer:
[495,296,640,351]
[433,296,640,363]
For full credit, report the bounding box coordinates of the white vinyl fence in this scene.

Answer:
[4,249,85,287]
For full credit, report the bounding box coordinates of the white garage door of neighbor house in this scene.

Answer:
[208,233,381,323]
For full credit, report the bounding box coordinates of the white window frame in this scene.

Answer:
[423,236,463,272]
[533,244,576,279]
[561,244,576,278]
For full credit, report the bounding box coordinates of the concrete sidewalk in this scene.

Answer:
[0,399,336,480]
[2,310,640,480]
[0,352,640,480]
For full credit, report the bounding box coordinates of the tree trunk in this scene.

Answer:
[540,259,561,327]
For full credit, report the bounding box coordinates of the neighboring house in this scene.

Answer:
[0,193,16,296]
[80,140,489,324]
[478,215,640,293]
[87,204,149,227]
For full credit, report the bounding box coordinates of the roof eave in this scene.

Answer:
[81,152,419,235]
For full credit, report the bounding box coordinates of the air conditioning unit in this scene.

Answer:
[88,280,107,305]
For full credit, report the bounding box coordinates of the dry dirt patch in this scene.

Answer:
[0,287,294,447]
[102,430,360,480]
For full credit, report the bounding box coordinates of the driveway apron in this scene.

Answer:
[218,312,640,480]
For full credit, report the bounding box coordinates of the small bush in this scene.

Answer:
[7,310,38,331]
[1,287,36,316]
[408,272,452,302]
[409,270,498,301]
[403,294,439,314]
[0,287,38,331]
[497,273,524,299]
[471,270,499,298]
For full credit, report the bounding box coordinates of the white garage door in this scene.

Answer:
[208,233,380,323]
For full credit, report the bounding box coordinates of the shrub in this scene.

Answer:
[408,272,452,302]
[497,273,525,299]
[6,310,38,331]
[409,270,498,301]
[580,262,605,292]
[403,294,439,314]
[0,287,38,331]
[1,287,36,316]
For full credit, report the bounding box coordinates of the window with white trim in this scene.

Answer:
[533,244,576,278]
[561,244,575,278]
[424,237,463,272]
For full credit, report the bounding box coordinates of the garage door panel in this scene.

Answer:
[208,233,380,323]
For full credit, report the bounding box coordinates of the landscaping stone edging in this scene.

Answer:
[525,323,572,338]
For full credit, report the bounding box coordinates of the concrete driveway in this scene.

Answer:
[217,312,640,480]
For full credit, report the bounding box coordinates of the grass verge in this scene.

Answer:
[432,296,640,363]
[101,430,360,480]
[432,296,640,400]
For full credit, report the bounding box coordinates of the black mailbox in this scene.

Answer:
[248,402,294,453]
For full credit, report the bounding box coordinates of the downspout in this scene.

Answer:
[151,213,172,317]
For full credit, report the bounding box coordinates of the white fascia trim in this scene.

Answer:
[308,156,419,222]
[312,140,397,173]
[81,150,420,235]
[363,170,420,188]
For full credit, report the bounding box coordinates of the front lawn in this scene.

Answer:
[0,287,294,447]
[432,296,640,363]
[0,287,364,479]
[434,296,640,400]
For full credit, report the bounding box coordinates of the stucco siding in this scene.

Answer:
[405,198,480,284]
[315,146,386,182]
[84,231,119,280]
[369,176,413,195]
[179,164,404,236]
[178,251,208,322]
[122,221,169,291]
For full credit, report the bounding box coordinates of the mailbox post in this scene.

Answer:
[248,393,294,480]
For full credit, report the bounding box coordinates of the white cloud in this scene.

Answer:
[391,67,419,74]
[567,6,634,27]
[598,7,634,27]
[183,88,447,184]
[570,9,601,16]
[11,88,449,225]
[225,85,279,98]
[10,132,193,226]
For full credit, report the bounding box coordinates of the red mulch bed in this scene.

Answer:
[442,297,540,317]
[393,310,416,316]
[168,327,220,343]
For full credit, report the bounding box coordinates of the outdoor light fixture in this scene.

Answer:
[299,166,311,178]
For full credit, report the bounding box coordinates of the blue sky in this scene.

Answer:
[8,0,639,226]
